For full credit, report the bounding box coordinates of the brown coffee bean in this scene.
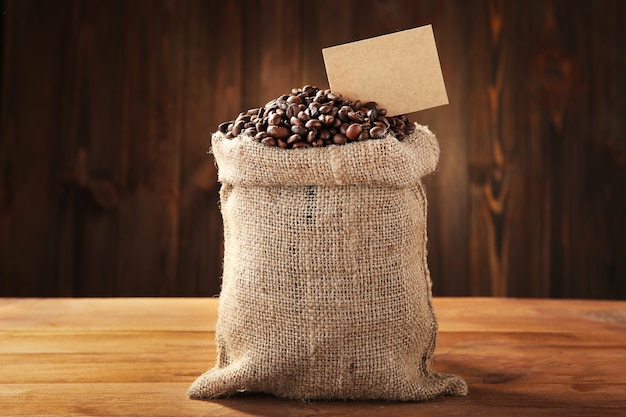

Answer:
[345,124,363,140]
[268,112,282,126]
[319,105,334,115]
[291,125,307,135]
[218,85,415,147]
[308,102,321,117]
[232,121,245,136]
[267,125,290,139]
[297,111,310,123]
[243,127,257,137]
[218,121,230,133]
[347,111,364,123]
[305,119,323,130]
[286,103,299,118]
[369,126,386,139]
[319,114,334,126]
[287,134,302,145]
[319,129,331,141]
[287,95,303,105]
[337,106,350,122]
[332,133,347,145]
[290,116,303,127]
[261,136,277,146]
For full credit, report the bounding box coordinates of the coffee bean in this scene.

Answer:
[267,125,290,139]
[297,111,310,123]
[287,134,302,145]
[261,136,276,147]
[305,119,323,130]
[268,112,282,126]
[369,126,386,139]
[218,121,230,133]
[218,85,415,147]
[347,111,364,123]
[232,121,245,136]
[291,125,307,135]
[332,133,347,145]
[345,124,363,141]
[319,114,335,126]
[243,127,257,137]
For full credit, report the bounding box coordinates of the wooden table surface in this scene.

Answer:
[1,297,624,416]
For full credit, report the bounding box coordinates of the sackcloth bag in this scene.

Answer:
[188,123,468,400]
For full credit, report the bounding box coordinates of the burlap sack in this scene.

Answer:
[188,123,468,401]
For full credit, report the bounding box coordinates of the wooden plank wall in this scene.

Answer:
[1,0,625,299]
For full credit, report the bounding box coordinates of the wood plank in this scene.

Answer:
[2,382,624,417]
[0,0,70,296]
[56,0,128,297]
[0,298,625,416]
[176,0,243,297]
[418,1,471,297]
[242,0,303,109]
[0,297,219,331]
[300,0,355,90]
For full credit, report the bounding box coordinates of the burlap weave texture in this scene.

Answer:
[188,123,468,401]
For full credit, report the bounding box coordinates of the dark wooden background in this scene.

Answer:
[1,0,625,299]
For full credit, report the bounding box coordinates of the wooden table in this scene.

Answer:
[1,297,624,416]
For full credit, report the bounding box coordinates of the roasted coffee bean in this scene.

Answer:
[369,126,386,139]
[286,103,299,118]
[291,125,307,135]
[232,121,245,136]
[287,95,303,105]
[333,133,347,145]
[287,134,302,145]
[297,111,310,123]
[319,129,331,141]
[267,125,290,139]
[347,111,365,123]
[261,136,277,146]
[305,119,323,130]
[319,114,334,126]
[308,102,321,117]
[218,85,416,148]
[218,121,231,133]
[345,124,363,141]
[268,112,282,126]
[337,106,351,122]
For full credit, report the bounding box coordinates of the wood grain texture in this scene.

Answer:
[1,0,625,298]
[1,297,625,416]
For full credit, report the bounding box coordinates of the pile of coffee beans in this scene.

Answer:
[217,85,415,149]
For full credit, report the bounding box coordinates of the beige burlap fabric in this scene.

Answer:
[188,123,468,401]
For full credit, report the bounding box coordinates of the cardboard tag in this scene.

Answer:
[322,25,448,116]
